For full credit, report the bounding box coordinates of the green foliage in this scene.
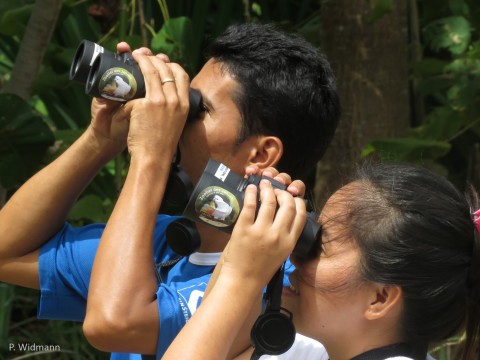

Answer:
[423,16,471,55]
[0,94,54,189]
[365,0,480,188]
[151,17,195,73]
[0,2,33,38]
[0,283,14,351]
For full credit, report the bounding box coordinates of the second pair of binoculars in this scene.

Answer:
[69,40,202,121]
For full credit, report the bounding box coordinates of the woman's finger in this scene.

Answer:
[255,180,277,226]
[291,197,307,239]
[116,42,132,53]
[235,184,258,227]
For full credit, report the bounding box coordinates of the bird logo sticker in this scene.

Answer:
[98,67,137,101]
[194,186,240,227]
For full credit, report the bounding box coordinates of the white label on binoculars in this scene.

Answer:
[194,186,240,227]
[214,163,230,182]
[90,44,104,66]
[99,68,137,101]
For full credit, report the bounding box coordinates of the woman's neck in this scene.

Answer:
[350,343,414,360]
[325,321,404,360]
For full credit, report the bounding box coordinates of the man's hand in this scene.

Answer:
[87,42,175,159]
[121,51,190,160]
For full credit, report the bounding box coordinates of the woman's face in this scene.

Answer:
[282,183,372,349]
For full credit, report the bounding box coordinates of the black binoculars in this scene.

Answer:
[168,159,321,260]
[69,40,201,121]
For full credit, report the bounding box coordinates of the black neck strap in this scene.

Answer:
[250,264,296,359]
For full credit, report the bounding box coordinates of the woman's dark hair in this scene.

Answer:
[343,162,480,359]
[208,22,340,183]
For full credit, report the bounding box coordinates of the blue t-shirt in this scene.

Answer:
[38,214,294,359]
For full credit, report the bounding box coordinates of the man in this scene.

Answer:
[0,23,340,359]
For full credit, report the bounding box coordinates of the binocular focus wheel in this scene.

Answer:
[251,310,296,355]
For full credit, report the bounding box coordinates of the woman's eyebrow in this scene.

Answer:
[319,218,331,238]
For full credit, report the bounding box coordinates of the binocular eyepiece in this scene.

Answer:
[69,40,202,121]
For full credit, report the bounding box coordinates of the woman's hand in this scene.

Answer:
[220,180,307,287]
[245,164,306,198]
[164,181,306,360]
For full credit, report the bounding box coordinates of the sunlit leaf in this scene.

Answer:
[252,2,262,16]
[445,58,480,75]
[151,17,194,72]
[422,16,471,55]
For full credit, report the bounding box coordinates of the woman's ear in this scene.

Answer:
[364,284,402,320]
[247,136,283,171]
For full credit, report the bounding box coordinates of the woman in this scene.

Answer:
[162,163,480,360]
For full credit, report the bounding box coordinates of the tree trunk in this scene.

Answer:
[315,0,411,205]
[3,0,63,100]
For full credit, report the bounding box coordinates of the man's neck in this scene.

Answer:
[196,223,230,253]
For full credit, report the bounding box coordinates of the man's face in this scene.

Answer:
[179,59,256,184]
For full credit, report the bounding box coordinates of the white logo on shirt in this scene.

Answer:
[177,283,207,321]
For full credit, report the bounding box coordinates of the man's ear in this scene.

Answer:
[364,284,402,320]
[247,136,283,170]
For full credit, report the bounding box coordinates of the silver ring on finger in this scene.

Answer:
[161,78,176,85]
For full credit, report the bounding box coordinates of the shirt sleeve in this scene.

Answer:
[283,257,295,287]
[37,214,177,322]
[38,222,104,321]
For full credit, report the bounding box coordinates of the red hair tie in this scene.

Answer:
[473,209,480,234]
